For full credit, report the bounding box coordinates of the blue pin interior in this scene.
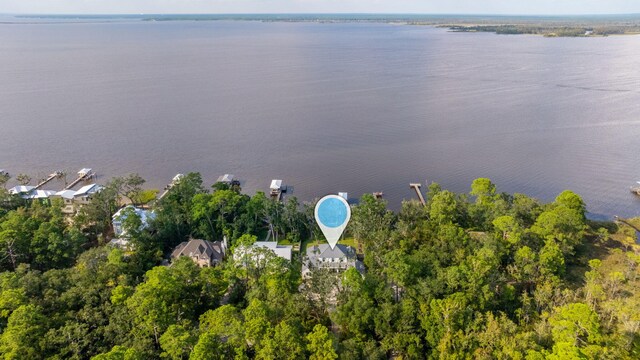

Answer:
[317,198,348,228]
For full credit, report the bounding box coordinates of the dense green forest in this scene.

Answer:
[0,173,639,359]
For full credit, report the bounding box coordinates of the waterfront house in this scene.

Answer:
[302,244,364,278]
[54,190,77,214]
[171,238,227,267]
[9,186,57,202]
[8,185,36,197]
[112,206,155,237]
[73,184,103,205]
[52,184,103,215]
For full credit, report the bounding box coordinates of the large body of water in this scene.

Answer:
[1,18,639,218]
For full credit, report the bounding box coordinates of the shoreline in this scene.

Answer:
[4,13,640,37]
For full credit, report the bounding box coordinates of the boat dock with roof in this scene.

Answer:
[64,168,96,190]
[270,179,286,201]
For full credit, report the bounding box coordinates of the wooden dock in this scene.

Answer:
[64,168,95,190]
[35,171,62,190]
[410,183,426,206]
[159,174,184,200]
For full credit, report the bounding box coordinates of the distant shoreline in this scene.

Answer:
[4,13,640,37]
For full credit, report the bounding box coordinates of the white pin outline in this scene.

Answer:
[314,194,351,250]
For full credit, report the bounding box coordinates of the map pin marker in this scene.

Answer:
[315,194,351,249]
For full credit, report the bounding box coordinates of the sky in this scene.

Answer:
[1,0,640,15]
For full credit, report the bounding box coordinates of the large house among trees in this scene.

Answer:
[302,244,364,278]
[170,238,227,267]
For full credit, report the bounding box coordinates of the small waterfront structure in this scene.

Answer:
[217,174,235,184]
[171,238,227,267]
[234,241,293,263]
[217,174,241,188]
[631,181,640,196]
[112,205,155,237]
[0,169,9,177]
[302,244,364,278]
[64,168,96,190]
[270,179,285,200]
[159,173,184,200]
[270,179,283,192]
[338,192,348,201]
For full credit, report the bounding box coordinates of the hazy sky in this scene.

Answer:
[2,0,640,15]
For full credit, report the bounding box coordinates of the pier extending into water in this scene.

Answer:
[410,183,426,206]
[35,171,63,190]
[64,168,95,190]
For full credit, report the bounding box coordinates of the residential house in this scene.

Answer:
[52,184,104,215]
[234,241,293,264]
[112,206,155,237]
[54,190,77,214]
[8,185,36,197]
[73,184,103,206]
[171,238,227,267]
[302,244,364,278]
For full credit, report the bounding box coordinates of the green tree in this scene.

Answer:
[0,305,47,359]
[256,321,305,360]
[91,346,144,360]
[189,333,224,360]
[159,325,197,360]
[548,303,604,358]
[307,324,338,360]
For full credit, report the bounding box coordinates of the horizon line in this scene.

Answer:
[4,12,640,17]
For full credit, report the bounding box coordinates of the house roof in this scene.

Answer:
[112,205,155,224]
[54,190,76,199]
[74,184,102,197]
[217,174,234,183]
[171,239,225,263]
[306,244,355,260]
[30,190,57,199]
[252,241,292,261]
[9,185,35,194]
[270,180,282,190]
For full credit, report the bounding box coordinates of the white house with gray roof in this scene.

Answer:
[302,244,364,278]
[52,184,104,215]
[234,241,293,264]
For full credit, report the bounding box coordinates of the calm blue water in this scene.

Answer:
[1,18,640,218]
